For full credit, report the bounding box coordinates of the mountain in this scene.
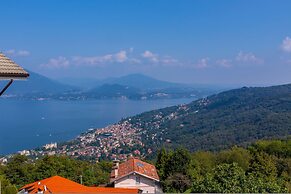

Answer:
[87,84,142,99]
[2,72,218,100]
[59,73,222,91]
[58,74,180,90]
[123,84,291,152]
[85,74,219,99]
[105,74,184,90]
[3,71,76,96]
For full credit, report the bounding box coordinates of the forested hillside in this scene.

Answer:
[126,84,291,152]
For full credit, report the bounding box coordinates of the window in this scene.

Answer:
[136,176,140,184]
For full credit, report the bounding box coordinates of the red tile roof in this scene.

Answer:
[112,158,160,181]
[20,176,139,193]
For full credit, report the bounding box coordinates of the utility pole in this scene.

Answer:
[80,175,83,185]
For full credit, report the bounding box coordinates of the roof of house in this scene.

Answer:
[0,52,29,79]
[20,175,139,193]
[112,158,160,182]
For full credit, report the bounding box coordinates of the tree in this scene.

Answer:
[248,152,278,181]
[217,146,251,170]
[244,173,287,193]
[155,148,169,180]
[192,163,247,193]
[4,155,34,187]
[0,175,18,194]
[33,156,77,181]
[191,151,216,176]
[164,147,191,177]
[157,147,192,192]
[163,173,191,193]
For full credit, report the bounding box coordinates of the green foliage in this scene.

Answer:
[156,147,192,192]
[0,175,18,194]
[164,147,191,177]
[155,147,169,180]
[163,173,191,193]
[248,152,278,180]
[33,155,77,180]
[2,155,112,189]
[252,139,291,158]
[191,151,216,176]
[217,146,251,170]
[192,163,247,193]
[4,155,34,187]
[156,139,290,193]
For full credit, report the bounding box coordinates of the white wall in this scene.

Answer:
[115,173,162,194]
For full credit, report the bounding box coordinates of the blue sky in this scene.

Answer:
[1,0,291,85]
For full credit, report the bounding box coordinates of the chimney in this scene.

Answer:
[112,159,120,178]
[127,154,134,160]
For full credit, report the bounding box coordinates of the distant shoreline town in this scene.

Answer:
[1,120,146,164]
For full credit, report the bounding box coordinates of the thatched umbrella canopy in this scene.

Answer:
[0,52,29,96]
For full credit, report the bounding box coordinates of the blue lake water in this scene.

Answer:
[0,98,193,155]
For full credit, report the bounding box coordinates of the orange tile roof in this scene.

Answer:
[20,176,139,193]
[112,158,160,181]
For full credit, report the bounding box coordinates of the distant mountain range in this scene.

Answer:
[4,71,76,96]
[58,73,187,90]
[100,74,186,90]
[2,71,220,100]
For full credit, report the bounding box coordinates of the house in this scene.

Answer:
[110,157,162,194]
[19,175,140,194]
[0,52,29,96]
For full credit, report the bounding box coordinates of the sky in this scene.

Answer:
[1,0,291,86]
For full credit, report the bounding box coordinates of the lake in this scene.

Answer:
[0,98,193,155]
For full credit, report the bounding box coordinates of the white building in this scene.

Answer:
[110,157,162,194]
[18,150,30,156]
[43,142,57,150]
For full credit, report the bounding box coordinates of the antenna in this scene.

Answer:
[80,175,83,185]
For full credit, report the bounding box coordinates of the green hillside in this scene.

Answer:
[126,84,291,152]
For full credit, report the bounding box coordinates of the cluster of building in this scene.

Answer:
[62,121,145,160]
[19,157,162,194]
[6,121,148,162]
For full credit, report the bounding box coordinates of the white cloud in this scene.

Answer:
[72,50,129,66]
[40,49,180,69]
[216,59,232,68]
[235,51,263,64]
[161,56,178,64]
[281,37,291,53]
[141,50,179,66]
[41,56,70,68]
[115,50,127,62]
[141,50,159,63]
[4,49,30,57]
[72,56,110,66]
[195,58,209,69]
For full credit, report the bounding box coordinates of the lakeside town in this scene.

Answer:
[0,99,209,165]
[1,121,146,164]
